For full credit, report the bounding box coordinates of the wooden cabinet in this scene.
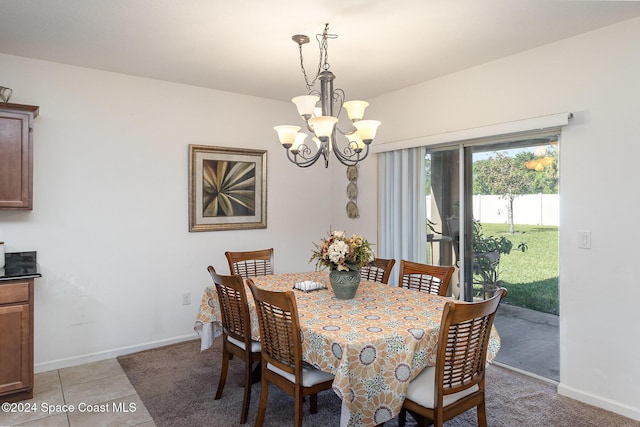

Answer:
[0,279,34,402]
[0,103,39,210]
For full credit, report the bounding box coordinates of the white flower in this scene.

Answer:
[328,240,349,264]
[310,230,374,271]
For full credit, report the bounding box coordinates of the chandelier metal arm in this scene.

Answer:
[286,142,329,168]
[331,138,370,167]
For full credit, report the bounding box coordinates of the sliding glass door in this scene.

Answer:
[413,125,562,380]
[427,133,559,303]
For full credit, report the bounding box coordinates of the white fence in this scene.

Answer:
[427,194,559,226]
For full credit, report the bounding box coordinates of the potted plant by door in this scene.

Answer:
[472,219,527,298]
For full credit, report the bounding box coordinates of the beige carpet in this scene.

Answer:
[117,339,639,427]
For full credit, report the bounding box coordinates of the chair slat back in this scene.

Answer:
[398,260,455,296]
[437,288,506,397]
[208,266,252,346]
[226,248,274,278]
[360,258,396,284]
[247,280,301,376]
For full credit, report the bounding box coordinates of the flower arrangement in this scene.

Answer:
[310,230,374,272]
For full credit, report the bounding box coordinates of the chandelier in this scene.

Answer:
[273,24,381,168]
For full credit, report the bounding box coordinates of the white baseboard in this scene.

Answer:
[492,361,559,385]
[558,382,640,422]
[34,333,200,373]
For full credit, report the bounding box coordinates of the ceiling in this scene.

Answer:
[2,0,640,102]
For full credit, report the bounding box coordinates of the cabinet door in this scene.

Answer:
[0,104,38,210]
[0,304,31,395]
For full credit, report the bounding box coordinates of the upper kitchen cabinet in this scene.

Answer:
[0,103,39,210]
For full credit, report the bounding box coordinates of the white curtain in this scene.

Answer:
[378,147,426,285]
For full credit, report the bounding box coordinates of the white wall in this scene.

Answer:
[360,17,640,421]
[0,53,341,371]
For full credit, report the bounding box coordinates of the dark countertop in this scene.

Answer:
[0,251,41,281]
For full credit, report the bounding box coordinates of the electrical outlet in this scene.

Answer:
[182,292,191,305]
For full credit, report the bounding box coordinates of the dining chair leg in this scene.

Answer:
[477,400,488,427]
[309,393,318,414]
[255,378,269,427]
[398,408,406,427]
[294,389,304,427]
[240,355,252,424]
[215,345,229,400]
[250,361,261,384]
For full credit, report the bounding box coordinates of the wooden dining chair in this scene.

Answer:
[247,279,335,427]
[399,288,507,427]
[207,266,261,425]
[225,248,274,278]
[360,257,396,284]
[398,260,455,296]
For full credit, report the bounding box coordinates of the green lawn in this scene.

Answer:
[476,223,559,315]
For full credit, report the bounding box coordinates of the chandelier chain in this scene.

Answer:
[297,42,320,90]
[298,23,337,91]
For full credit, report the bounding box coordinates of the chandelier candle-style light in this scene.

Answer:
[274,23,381,168]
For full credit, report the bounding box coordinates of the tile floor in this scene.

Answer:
[0,358,154,427]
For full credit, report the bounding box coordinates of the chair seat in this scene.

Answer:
[267,362,334,387]
[228,335,262,352]
[405,366,480,409]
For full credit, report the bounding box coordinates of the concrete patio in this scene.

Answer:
[493,303,559,382]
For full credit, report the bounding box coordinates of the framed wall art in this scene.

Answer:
[189,145,267,232]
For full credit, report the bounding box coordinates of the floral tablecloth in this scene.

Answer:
[194,271,500,427]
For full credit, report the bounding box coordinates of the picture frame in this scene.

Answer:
[189,145,267,232]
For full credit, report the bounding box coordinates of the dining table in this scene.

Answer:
[194,271,500,427]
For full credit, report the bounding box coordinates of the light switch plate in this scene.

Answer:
[578,231,591,249]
